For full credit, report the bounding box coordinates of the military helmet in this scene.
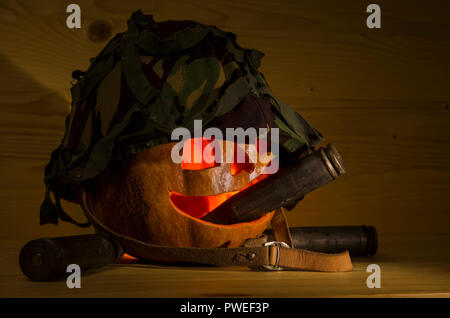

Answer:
[40,10,323,250]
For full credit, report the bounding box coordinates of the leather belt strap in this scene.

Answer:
[80,190,352,272]
[260,208,351,271]
[271,208,294,247]
[275,248,352,271]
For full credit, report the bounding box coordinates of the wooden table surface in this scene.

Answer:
[0,0,449,298]
[1,234,449,298]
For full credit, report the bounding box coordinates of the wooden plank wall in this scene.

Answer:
[0,0,449,240]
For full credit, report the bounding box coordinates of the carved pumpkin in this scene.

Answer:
[39,12,323,255]
[85,140,274,248]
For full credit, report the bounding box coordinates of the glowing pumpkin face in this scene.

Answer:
[85,139,275,249]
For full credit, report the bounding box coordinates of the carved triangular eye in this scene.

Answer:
[181,137,220,170]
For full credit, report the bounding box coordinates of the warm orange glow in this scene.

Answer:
[181,138,261,174]
[230,142,255,175]
[175,137,274,220]
[181,137,219,170]
[169,172,270,219]
[230,161,255,175]
[119,253,139,264]
[170,190,238,219]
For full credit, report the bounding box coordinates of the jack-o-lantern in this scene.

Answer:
[39,11,323,257]
[85,140,275,248]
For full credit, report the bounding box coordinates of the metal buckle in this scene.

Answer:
[262,241,290,271]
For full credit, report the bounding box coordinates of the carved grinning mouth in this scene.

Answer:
[169,137,273,221]
[169,172,270,220]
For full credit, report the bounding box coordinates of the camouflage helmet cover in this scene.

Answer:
[40,10,323,226]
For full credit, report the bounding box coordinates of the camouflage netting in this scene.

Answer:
[40,10,323,227]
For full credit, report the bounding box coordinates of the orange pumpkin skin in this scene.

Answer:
[85,141,274,249]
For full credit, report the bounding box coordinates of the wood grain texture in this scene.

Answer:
[1,235,449,297]
[0,0,449,242]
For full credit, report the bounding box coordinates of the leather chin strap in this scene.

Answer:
[80,190,352,272]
